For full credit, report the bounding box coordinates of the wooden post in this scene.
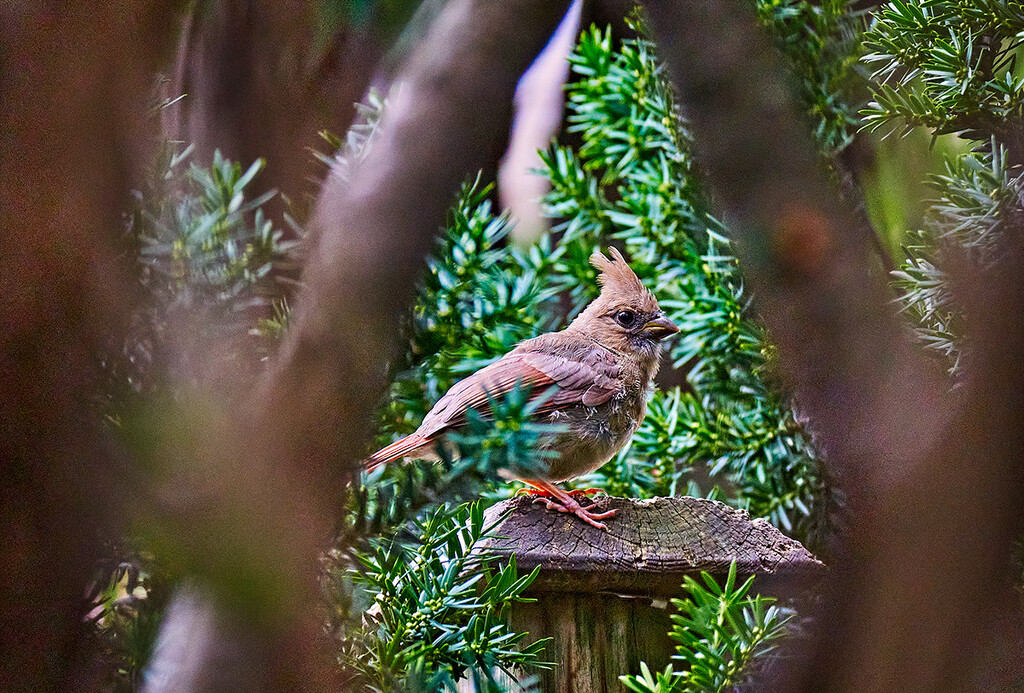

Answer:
[478,496,824,693]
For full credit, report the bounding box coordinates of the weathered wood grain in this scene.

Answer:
[475,496,823,692]
[480,495,824,596]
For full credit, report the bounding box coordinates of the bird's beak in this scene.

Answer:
[641,313,680,340]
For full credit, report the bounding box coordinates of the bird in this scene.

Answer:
[365,247,679,529]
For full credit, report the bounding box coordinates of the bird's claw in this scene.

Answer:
[532,494,618,530]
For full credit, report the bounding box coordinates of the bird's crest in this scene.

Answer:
[590,247,653,302]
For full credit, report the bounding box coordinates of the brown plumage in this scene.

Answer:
[366,247,679,529]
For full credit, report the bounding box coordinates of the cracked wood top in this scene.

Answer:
[479,495,825,595]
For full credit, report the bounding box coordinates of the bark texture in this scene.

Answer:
[481,496,823,594]
[512,593,674,693]
[480,496,823,693]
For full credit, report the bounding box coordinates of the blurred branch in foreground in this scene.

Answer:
[140,1,572,691]
[499,0,583,244]
[640,0,1024,690]
[258,0,572,492]
[164,0,393,211]
[0,4,180,692]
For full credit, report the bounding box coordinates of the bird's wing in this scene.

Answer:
[416,355,552,438]
[419,343,621,436]
[520,347,621,408]
[365,356,550,470]
[366,344,620,469]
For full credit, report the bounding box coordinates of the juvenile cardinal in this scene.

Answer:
[366,248,679,529]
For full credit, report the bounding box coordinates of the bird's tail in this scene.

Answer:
[364,433,430,472]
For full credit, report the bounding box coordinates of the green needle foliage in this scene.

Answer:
[620,562,791,693]
[331,502,546,693]
[316,87,389,183]
[131,147,298,335]
[375,178,557,443]
[863,0,1024,376]
[862,0,1024,139]
[539,23,823,537]
[369,13,868,540]
[101,143,299,419]
[447,385,567,485]
[92,142,300,691]
[756,0,866,156]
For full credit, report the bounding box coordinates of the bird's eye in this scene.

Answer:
[614,310,637,328]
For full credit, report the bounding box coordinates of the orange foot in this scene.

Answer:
[518,480,617,530]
